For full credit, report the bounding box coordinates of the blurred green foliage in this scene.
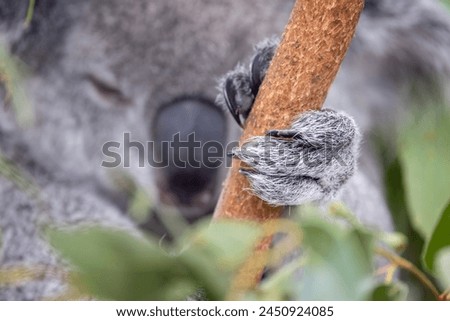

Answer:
[49,221,262,300]
[396,105,450,287]
[443,0,450,9]
[399,110,450,238]
[49,198,443,301]
[424,204,450,271]
[436,248,450,290]
[370,284,408,301]
[290,214,375,300]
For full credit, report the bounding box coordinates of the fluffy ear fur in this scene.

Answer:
[0,0,73,72]
[359,0,450,78]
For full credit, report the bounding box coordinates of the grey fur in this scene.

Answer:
[0,0,449,300]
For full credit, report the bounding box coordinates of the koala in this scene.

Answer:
[0,0,449,301]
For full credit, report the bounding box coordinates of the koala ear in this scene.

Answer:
[1,0,71,72]
[393,2,450,77]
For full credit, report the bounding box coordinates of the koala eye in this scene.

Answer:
[86,74,132,108]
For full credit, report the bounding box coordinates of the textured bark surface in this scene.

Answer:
[213,0,364,295]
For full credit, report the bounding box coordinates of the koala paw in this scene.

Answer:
[230,109,360,206]
[216,38,278,127]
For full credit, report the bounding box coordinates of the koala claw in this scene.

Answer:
[220,70,253,128]
[223,77,247,127]
[266,129,303,140]
[249,40,277,95]
[239,167,259,176]
[217,38,278,128]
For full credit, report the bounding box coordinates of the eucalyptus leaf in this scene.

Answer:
[399,110,450,238]
[49,228,194,300]
[49,221,261,301]
[424,203,450,270]
[443,0,450,10]
[435,247,450,289]
[179,220,262,300]
[295,218,375,300]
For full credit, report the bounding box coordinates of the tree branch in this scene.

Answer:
[213,0,365,293]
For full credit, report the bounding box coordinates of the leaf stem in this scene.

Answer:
[24,0,36,28]
[375,247,440,300]
[441,287,450,301]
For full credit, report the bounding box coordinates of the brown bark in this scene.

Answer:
[213,0,364,295]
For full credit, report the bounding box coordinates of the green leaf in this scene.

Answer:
[49,220,261,301]
[295,217,375,300]
[186,220,261,270]
[443,0,450,10]
[424,203,450,270]
[384,159,411,234]
[370,283,408,301]
[128,187,153,224]
[178,220,262,300]
[399,110,450,238]
[384,158,432,299]
[435,247,450,289]
[49,228,195,300]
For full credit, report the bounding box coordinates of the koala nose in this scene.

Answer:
[151,95,228,217]
[168,170,210,205]
[156,167,217,220]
